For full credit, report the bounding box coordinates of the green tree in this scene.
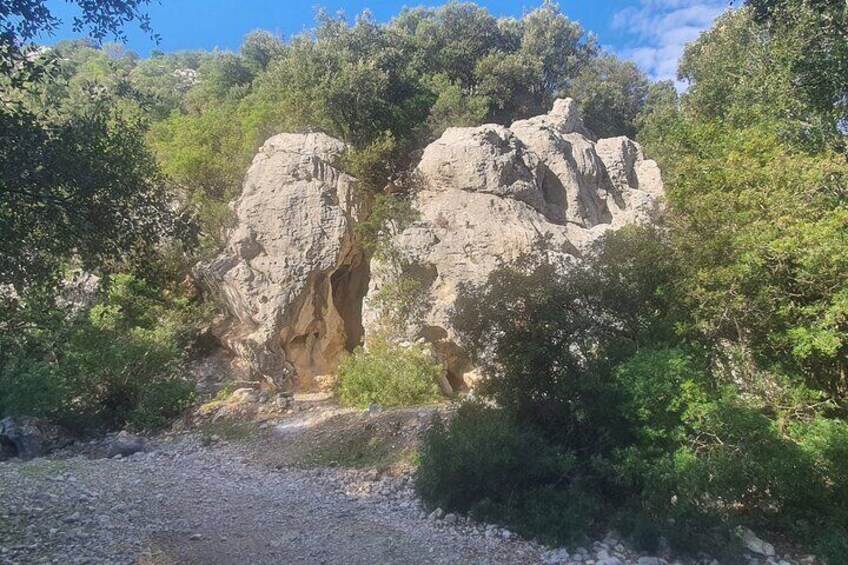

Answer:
[0,104,175,290]
[1,0,156,88]
[240,30,286,74]
[1,0,175,292]
[568,53,649,139]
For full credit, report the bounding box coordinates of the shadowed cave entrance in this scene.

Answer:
[280,250,370,388]
[331,258,369,352]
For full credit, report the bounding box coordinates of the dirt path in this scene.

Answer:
[0,436,546,565]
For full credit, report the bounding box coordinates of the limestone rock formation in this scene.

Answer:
[201,99,662,391]
[363,99,663,389]
[198,133,369,389]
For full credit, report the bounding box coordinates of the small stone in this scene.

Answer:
[596,558,623,565]
[443,513,458,526]
[501,529,512,540]
[544,548,570,564]
[189,533,202,540]
[738,527,776,557]
[64,512,80,523]
[596,550,610,560]
[637,557,662,565]
[428,508,445,521]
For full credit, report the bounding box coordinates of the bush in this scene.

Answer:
[453,226,681,446]
[129,376,195,431]
[416,402,598,545]
[0,274,198,433]
[336,336,444,408]
[417,226,848,559]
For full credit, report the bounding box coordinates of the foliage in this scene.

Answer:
[1,4,185,294]
[0,274,198,432]
[567,53,650,139]
[0,0,155,89]
[454,226,681,443]
[680,5,847,148]
[419,224,848,559]
[0,104,176,291]
[336,335,443,408]
[416,402,596,545]
[647,83,848,399]
[420,73,489,137]
[142,2,618,239]
[745,0,848,146]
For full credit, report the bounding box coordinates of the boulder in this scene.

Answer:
[0,417,74,460]
[106,431,145,458]
[363,99,664,388]
[415,124,546,212]
[197,133,370,389]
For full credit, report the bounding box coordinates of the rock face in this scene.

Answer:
[202,100,663,390]
[198,133,369,389]
[363,99,663,389]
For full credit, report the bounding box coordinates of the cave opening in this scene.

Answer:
[330,251,370,353]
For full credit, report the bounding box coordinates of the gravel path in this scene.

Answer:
[0,422,813,565]
[0,438,548,565]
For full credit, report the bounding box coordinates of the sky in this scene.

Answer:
[41,0,732,84]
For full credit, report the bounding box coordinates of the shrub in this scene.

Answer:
[0,273,198,433]
[416,402,597,545]
[452,226,681,446]
[336,335,443,408]
[129,376,195,431]
[417,225,848,559]
[0,357,69,420]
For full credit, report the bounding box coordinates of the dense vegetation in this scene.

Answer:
[418,3,848,561]
[1,0,199,432]
[2,0,847,559]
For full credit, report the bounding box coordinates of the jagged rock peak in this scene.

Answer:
[363,99,664,390]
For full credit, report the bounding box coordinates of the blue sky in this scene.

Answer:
[42,1,731,83]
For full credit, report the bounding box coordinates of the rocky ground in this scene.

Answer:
[0,397,820,565]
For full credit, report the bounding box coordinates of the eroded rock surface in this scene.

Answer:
[198,133,369,389]
[363,99,663,388]
[202,100,663,390]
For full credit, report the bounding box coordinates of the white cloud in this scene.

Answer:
[611,0,730,88]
